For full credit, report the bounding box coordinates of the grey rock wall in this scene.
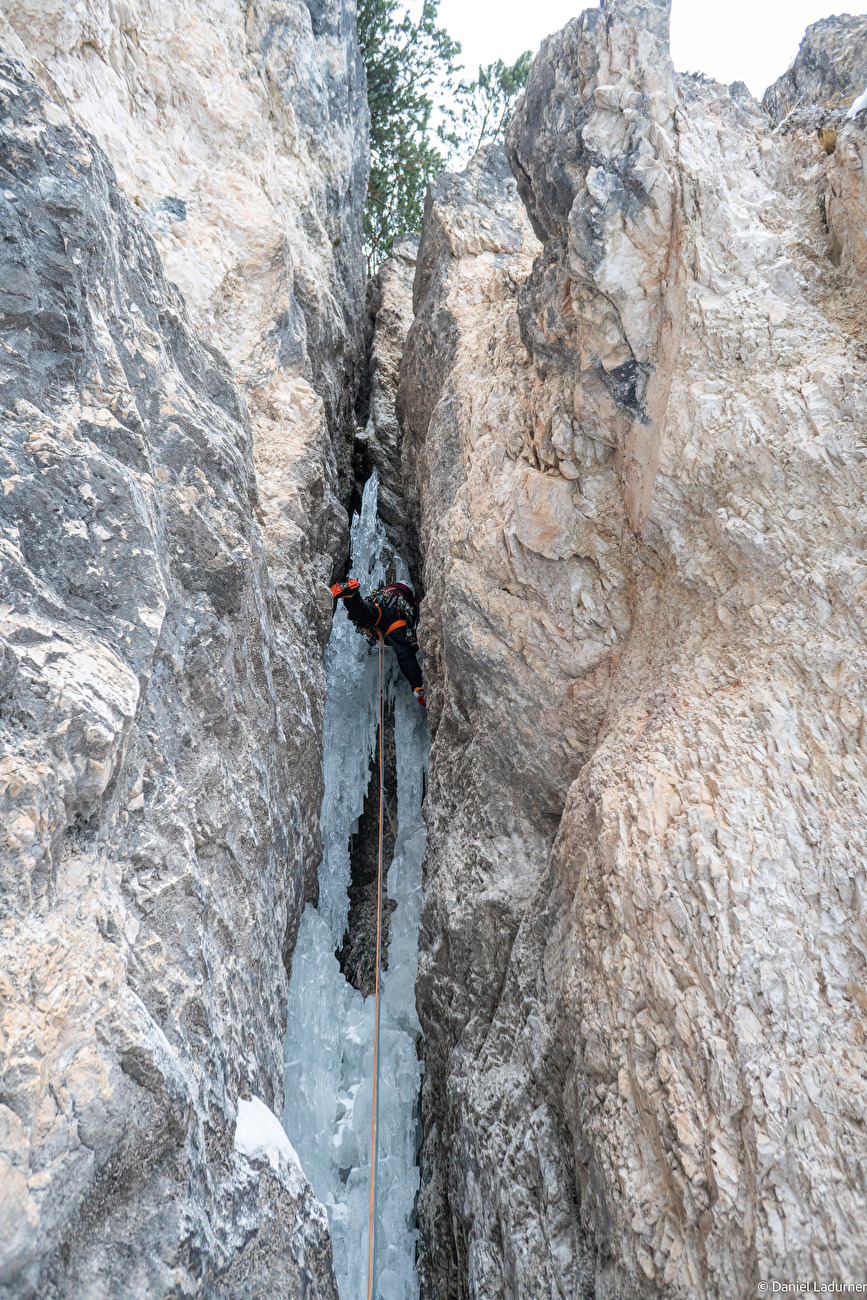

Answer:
[507,0,684,536]
[0,0,368,1288]
[0,0,370,495]
[356,235,419,564]
[762,14,867,124]
[404,2,867,1296]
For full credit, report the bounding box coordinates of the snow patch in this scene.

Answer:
[235,1095,306,1197]
[847,84,867,117]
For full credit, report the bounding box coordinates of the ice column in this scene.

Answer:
[283,473,428,1300]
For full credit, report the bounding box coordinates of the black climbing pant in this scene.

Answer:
[341,590,423,693]
[384,625,423,692]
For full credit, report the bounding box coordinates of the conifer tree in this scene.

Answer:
[454,53,533,159]
[357,0,460,272]
[357,0,532,271]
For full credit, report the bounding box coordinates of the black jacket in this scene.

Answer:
[341,587,423,692]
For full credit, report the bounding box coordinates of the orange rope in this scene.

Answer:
[367,633,384,1300]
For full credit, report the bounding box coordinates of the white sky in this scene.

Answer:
[437,0,867,99]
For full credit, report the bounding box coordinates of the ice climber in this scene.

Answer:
[329,578,426,707]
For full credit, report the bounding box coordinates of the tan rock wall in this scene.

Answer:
[404,3,867,1295]
[825,117,867,277]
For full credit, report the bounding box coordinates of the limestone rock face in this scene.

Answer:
[400,140,619,1300]
[825,115,867,277]
[507,0,684,534]
[0,0,365,1287]
[405,1,867,1295]
[1,0,369,492]
[356,235,418,562]
[762,13,867,123]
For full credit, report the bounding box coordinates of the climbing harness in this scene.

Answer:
[367,630,385,1300]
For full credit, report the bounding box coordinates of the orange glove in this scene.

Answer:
[329,578,360,598]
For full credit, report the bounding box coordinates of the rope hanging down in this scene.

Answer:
[367,634,385,1300]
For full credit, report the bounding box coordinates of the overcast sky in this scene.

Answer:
[437,0,867,99]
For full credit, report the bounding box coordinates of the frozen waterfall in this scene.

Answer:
[283,474,428,1300]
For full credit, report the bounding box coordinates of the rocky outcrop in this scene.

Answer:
[763,13,867,123]
[405,1,867,1295]
[508,0,685,535]
[824,111,867,276]
[356,235,419,562]
[0,0,367,1289]
[401,139,616,1300]
[1,0,369,494]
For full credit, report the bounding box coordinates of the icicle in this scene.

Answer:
[283,473,428,1300]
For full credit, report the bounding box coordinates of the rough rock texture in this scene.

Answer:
[1,0,369,495]
[356,235,419,564]
[401,140,607,1300]
[404,1,867,1296]
[508,0,685,536]
[824,105,867,276]
[762,13,867,124]
[0,0,365,1288]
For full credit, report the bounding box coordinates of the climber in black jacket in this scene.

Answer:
[330,578,426,707]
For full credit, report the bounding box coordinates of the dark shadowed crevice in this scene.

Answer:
[336,699,398,995]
